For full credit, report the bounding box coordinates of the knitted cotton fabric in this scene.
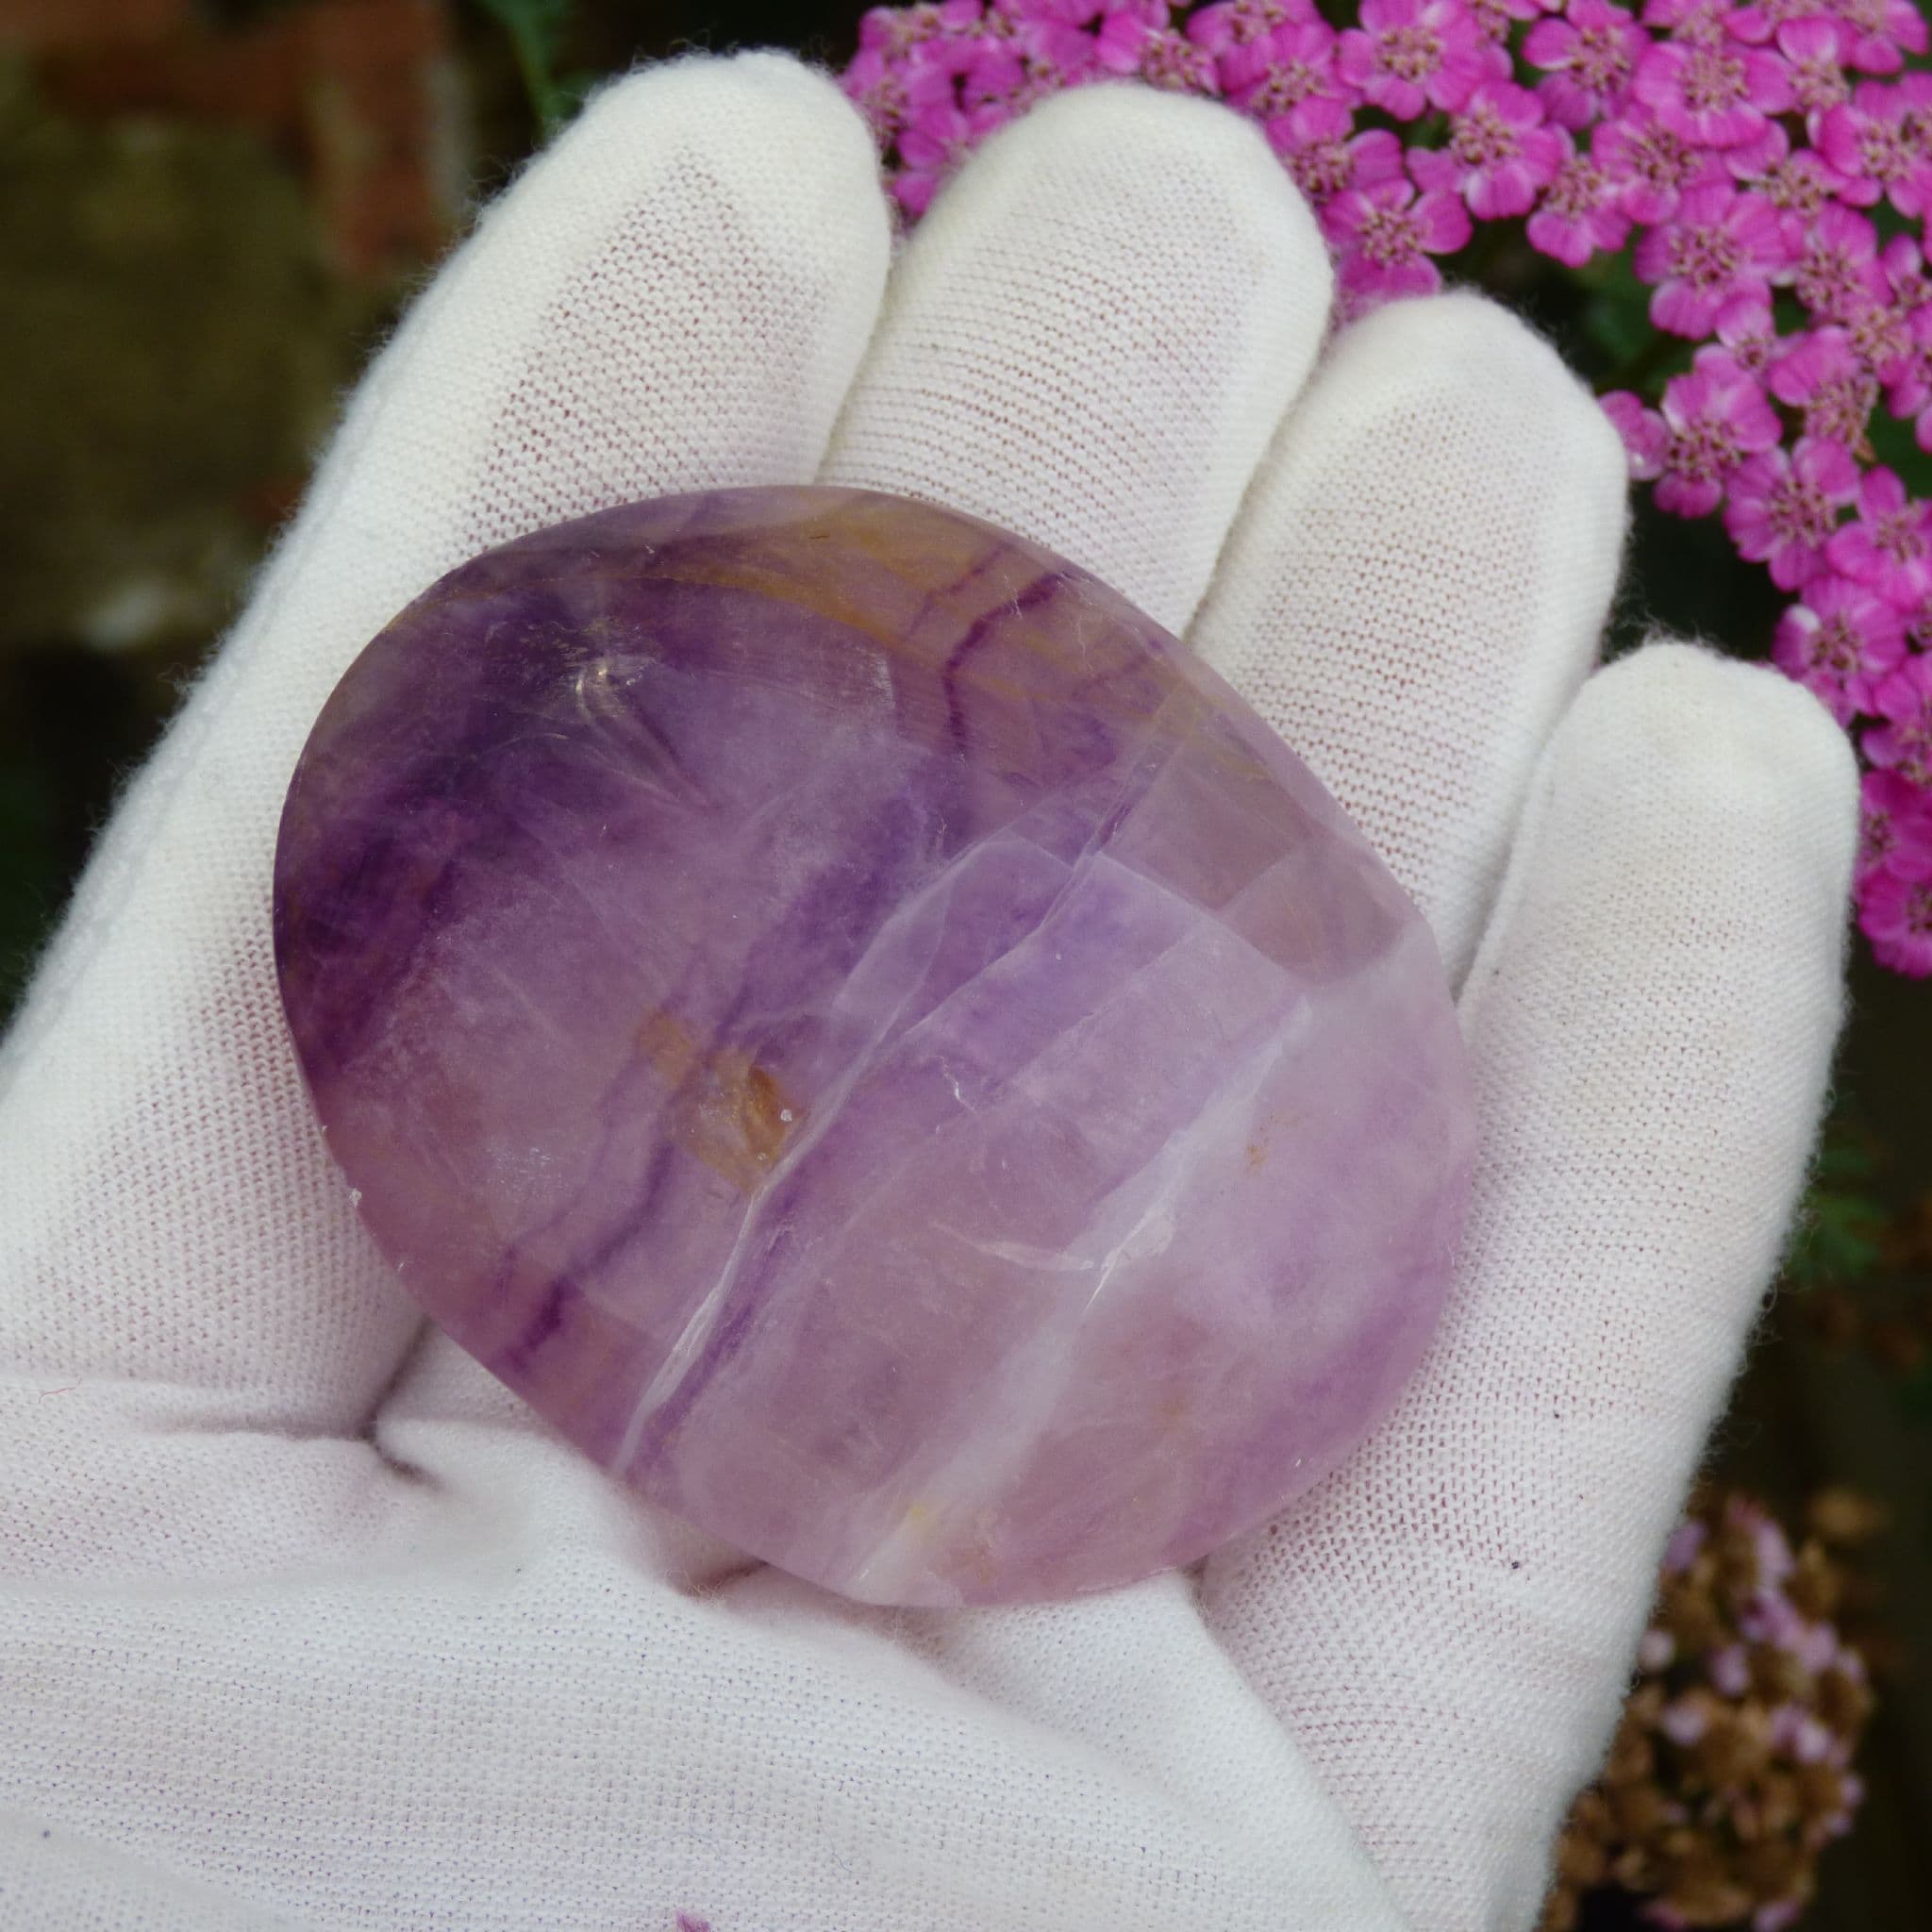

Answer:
[0,54,1856,1932]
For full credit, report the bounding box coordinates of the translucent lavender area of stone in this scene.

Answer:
[273,486,1475,1606]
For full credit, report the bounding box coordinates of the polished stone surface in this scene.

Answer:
[274,485,1474,1605]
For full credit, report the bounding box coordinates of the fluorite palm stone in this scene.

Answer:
[275,485,1474,1606]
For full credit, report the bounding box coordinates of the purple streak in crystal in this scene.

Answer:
[274,485,1474,1606]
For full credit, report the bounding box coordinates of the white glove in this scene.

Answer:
[0,52,1857,1932]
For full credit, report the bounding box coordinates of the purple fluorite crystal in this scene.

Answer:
[274,486,1474,1606]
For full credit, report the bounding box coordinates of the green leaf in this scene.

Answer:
[1867,403,1932,506]
[471,0,584,136]
[1783,1115,1890,1293]
[473,0,573,48]
[1586,276,1653,368]
[1898,1359,1932,1423]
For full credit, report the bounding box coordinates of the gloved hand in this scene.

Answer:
[0,51,1857,1932]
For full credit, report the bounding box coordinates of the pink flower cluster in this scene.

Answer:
[842,0,1932,974]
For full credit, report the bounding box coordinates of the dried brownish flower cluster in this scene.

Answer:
[1541,1487,1880,1932]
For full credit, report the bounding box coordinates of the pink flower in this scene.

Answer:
[1322,166,1474,308]
[1187,0,1315,57]
[858,0,984,56]
[1267,94,1406,200]
[1743,1503,1797,1585]
[1879,232,1932,313]
[1786,202,1889,322]
[1726,438,1861,589]
[1904,582,1932,651]
[1857,767,1932,876]
[894,92,1015,213]
[1527,127,1634,264]
[1769,325,1880,450]
[1842,298,1916,386]
[1091,2,1171,74]
[1001,0,1108,88]
[1707,1643,1752,1696]
[1410,79,1565,216]
[1718,111,1791,183]
[959,29,1026,105]
[1633,181,1790,336]
[1659,1696,1710,1746]
[1816,77,1932,215]
[1858,847,1932,975]
[844,57,912,142]
[1138,25,1223,92]
[1336,0,1495,121]
[1710,289,1779,373]
[1631,36,1794,149]
[1827,466,1932,608]
[1767,1703,1839,1764]
[1894,356,1932,451]
[1731,0,1816,31]
[1523,0,1644,129]
[1889,310,1932,451]
[1773,15,1854,120]
[1865,650,1932,781]
[1220,19,1339,114]
[1641,0,1733,42]
[1595,105,1727,223]
[1128,25,1221,92]
[981,0,1162,92]
[1751,144,1837,219]
[1772,570,1905,720]
[1824,0,1929,77]
[1469,0,1548,42]
[1855,756,1932,974]
[1662,1518,1709,1574]
[845,16,972,139]
[1602,354,1780,516]
[1600,390,1667,473]
[1727,0,1826,39]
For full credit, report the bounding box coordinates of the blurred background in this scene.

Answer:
[0,2,1926,1925]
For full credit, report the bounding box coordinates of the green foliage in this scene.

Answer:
[1902,1362,1932,1421]
[473,0,595,137]
[1784,1113,1890,1295]
[1866,400,1932,507]
[1573,248,1663,377]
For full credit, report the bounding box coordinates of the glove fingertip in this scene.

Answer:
[1563,638,1860,910]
